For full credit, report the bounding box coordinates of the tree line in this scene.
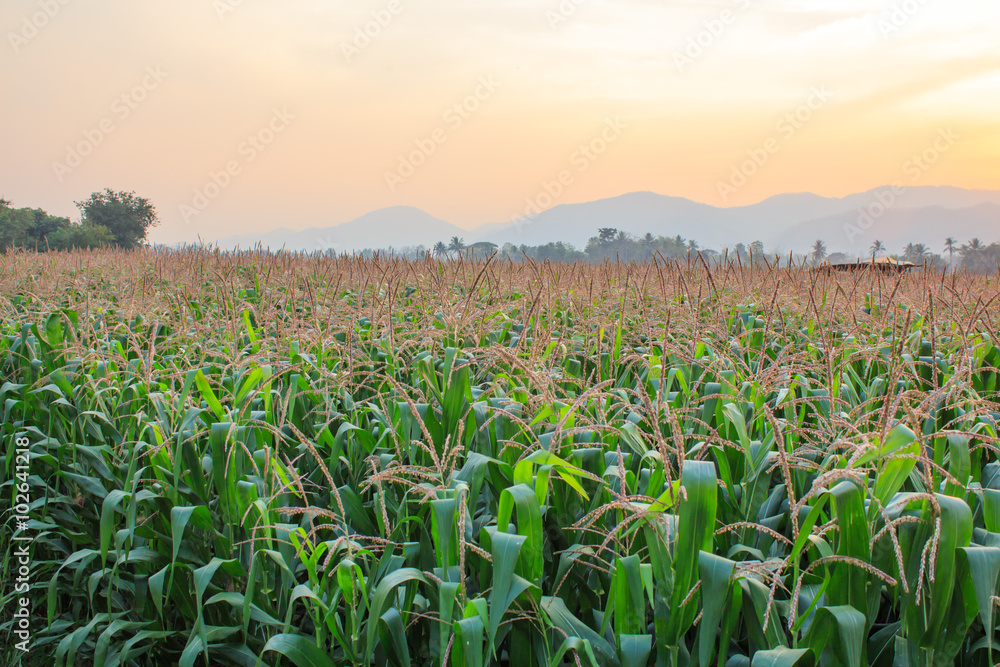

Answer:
[0,189,158,252]
[374,229,715,263]
[395,230,1000,272]
[810,236,1000,272]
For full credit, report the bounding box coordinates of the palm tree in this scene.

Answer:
[944,237,957,268]
[871,240,886,258]
[901,243,930,265]
[687,239,699,252]
[667,235,684,256]
[811,240,827,264]
[961,238,985,271]
[447,236,465,256]
[641,232,654,248]
[598,228,617,243]
[433,241,447,257]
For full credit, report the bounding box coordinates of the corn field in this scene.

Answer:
[2,248,1000,667]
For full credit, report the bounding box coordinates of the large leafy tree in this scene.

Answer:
[0,206,34,251]
[27,209,73,246]
[598,227,618,243]
[75,189,158,249]
[48,223,115,250]
[0,197,116,252]
[2,203,64,249]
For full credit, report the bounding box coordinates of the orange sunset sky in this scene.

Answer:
[2,0,998,244]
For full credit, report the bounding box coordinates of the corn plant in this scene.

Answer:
[0,248,998,666]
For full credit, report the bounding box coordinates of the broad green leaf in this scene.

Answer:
[261,633,335,667]
[750,647,814,667]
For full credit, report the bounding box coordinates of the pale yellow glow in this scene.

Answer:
[0,0,996,244]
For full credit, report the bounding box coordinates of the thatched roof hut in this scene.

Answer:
[816,257,917,274]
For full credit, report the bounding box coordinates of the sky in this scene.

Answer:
[2,0,998,244]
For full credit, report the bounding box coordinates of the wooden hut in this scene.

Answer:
[816,256,917,274]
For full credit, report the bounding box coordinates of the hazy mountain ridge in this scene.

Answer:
[213,187,1000,254]
[216,207,466,253]
[782,202,1000,255]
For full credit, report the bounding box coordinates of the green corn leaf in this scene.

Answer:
[195,369,226,421]
[957,546,1000,657]
[750,647,814,667]
[802,605,865,667]
[100,489,130,567]
[872,440,919,511]
[364,568,428,664]
[541,596,620,667]
[452,615,486,667]
[378,607,411,667]
[487,531,537,651]
[668,460,718,643]
[169,505,213,565]
[260,633,335,667]
[827,480,870,616]
[618,635,652,667]
[697,551,736,667]
[496,483,544,585]
[550,637,601,667]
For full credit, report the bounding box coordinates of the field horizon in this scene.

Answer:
[187,185,1000,256]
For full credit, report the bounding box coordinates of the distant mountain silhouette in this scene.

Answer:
[214,187,1000,254]
[217,206,465,253]
[781,203,1000,254]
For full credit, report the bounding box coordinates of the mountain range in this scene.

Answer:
[213,186,1000,255]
